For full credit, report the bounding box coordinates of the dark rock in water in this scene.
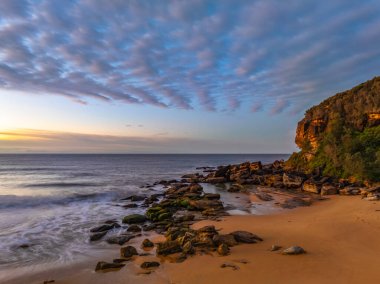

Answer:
[90,224,116,233]
[106,235,134,245]
[270,245,282,251]
[141,261,160,269]
[214,165,230,178]
[217,243,230,256]
[205,177,226,184]
[122,195,146,201]
[212,234,238,247]
[43,280,55,284]
[122,214,146,224]
[156,240,182,256]
[95,261,125,271]
[120,245,138,258]
[123,203,138,208]
[228,183,245,192]
[127,224,142,232]
[142,224,156,231]
[90,231,107,241]
[19,244,30,249]
[255,192,273,201]
[282,246,306,255]
[141,238,154,248]
[230,231,263,243]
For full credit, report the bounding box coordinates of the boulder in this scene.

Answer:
[122,195,146,201]
[282,246,306,255]
[230,231,263,243]
[203,193,221,200]
[254,192,273,201]
[283,173,304,188]
[122,214,146,224]
[156,240,182,256]
[339,187,361,195]
[106,235,134,245]
[249,161,262,171]
[90,224,116,233]
[141,239,154,248]
[217,243,230,256]
[214,165,230,178]
[320,184,338,195]
[90,231,107,241]
[120,246,138,258]
[212,234,238,247]
[302,180,321,194]
[95,261,125,271]
[205,177,226,184]
[127,224,142,232]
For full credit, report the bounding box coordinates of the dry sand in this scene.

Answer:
[8,196,380,284]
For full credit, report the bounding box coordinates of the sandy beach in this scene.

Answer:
[8,195,380,284]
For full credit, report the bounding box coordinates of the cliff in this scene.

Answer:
[288,76,380,181]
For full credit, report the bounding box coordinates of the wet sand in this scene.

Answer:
[7,196,380,284]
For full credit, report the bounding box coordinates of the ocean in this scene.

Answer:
[0,154,288,276]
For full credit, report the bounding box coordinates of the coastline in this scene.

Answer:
[6,195,380,284]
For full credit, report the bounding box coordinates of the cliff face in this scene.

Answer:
[295,77,380,159]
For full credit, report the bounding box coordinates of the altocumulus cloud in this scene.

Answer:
[0,0,380,113]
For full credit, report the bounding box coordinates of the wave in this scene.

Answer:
[0,192,115,209]
[24,182,99,188]
[0,167,67,172]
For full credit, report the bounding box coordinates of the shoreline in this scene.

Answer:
[6,195,380,284]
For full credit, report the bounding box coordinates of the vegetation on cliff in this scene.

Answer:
[287,77,380,182]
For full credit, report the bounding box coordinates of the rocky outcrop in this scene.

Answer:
[295,76,380,159]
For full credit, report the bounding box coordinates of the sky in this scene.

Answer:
[0,0,379,153]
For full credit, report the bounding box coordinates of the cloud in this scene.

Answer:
[0,0,379,114]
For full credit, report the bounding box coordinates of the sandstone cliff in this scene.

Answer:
[289,76,380,181]
[295,77,380,157]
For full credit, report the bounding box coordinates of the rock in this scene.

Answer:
[90,231,107,241]
[270,245,282,251]
[228,183,245,192]
[203,193,221,200]
[127,224,142,232]
[283,173,305,188]
[230,231,263,243]
[255,192,273,201]
[340,187,361,195]
[43,281,55,284]
[280,197,312,209]
[282,246,306,255]
[249,161,262,171]
[106,235,134,245]
[365,195,380,201]
[90,224,116,233]
[123,203,138,208]
[214,165,230,178]
[122,195,146,201]
[141,239,154,248]
[122,214,146,224]
[205,177,226,184]
[158,212,172,221]
[182,241,195,254]
[142,224,157,231]
[156,240,182,256]
[188,199,223,211]
[120,246,138,258]
[302,180,321,194]
[217,243,230,256]
[212,234,238,247]
[19,244,30,249]
[141,261,160,269]
[95,261,125,271]
[320,184,338,195]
